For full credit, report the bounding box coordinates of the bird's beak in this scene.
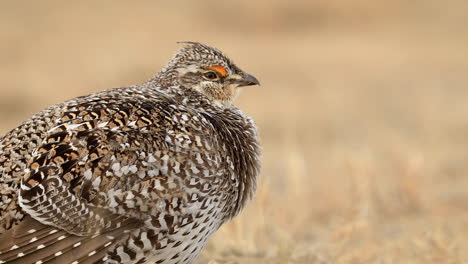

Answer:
[237,73,260,87]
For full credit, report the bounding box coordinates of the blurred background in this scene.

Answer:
[1,1,468,263]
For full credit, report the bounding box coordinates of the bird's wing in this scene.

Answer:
[0,94,220,263]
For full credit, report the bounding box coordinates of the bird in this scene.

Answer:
[0,42,261,264]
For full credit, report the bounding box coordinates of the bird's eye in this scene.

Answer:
[203,71,218,80]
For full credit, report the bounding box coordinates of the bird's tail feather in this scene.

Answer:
[0,216,139,264]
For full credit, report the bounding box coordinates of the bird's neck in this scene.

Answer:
[143,67,178,88]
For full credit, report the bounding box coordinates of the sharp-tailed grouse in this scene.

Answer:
[0,42,261,264]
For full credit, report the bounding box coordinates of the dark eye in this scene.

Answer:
[203,71,218,80]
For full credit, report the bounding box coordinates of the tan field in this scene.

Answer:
[1,1,468,263]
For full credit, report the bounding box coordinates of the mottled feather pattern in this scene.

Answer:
[0,42,260,264]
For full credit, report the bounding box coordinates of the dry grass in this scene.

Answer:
[1,1,468,263]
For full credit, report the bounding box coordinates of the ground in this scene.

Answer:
[1,1,468,263]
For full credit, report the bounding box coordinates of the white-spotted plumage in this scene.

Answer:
[0,42,260,263]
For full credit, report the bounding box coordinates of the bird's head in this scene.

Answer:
[157,42,259,105]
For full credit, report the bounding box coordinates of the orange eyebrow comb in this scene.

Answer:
[202,65,228,77]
